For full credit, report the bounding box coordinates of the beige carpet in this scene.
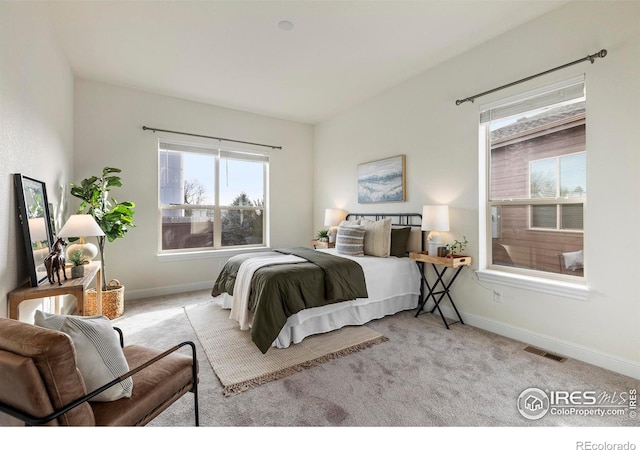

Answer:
[185,301,388,396]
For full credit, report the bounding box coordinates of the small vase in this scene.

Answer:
[71,265,85,279]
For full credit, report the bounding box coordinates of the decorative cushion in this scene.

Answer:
[562,250,584,270]
[34,311,133,402]
[359,218,392,257]
[390,227,412,257]
[335,225,365,256]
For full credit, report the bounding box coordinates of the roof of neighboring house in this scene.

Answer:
[491,102,585,143]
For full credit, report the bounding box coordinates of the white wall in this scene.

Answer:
[73,79,314,299]
[0,2,75,319]
[314,2,640,378]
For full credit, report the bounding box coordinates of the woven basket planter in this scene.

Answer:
[85,279,124,319]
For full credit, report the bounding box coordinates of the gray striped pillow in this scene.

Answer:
[35,311,133,401]
[336,225,365,256]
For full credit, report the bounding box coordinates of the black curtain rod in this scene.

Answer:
[455,49,607,106]
[142,126,282,150]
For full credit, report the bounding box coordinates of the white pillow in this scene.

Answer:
[563,250,584,270]
[359,218,392,257]
[34,311,133,402]
[335,225,365,256]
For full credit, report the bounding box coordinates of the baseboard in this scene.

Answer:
[434,305,640,380]
[127,281,213,301]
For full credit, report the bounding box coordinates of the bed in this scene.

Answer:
[211,213,423,353]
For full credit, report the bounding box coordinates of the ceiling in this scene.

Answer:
[47,1,567,124]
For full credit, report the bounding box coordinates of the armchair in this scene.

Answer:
[0,317,199,426]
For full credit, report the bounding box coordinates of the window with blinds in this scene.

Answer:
[158,140,268,252]
[481,75,585,279]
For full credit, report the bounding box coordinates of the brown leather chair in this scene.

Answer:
[0,317,199,426]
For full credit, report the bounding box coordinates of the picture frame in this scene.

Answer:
[357,154,406,203]
[14,174,54,287]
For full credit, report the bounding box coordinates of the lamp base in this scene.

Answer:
[428,241,442,257]
[328,227,338,243]
[427,230,445,257]
[66,243,98,262]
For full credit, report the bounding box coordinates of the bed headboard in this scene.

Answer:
[344,213,423,253]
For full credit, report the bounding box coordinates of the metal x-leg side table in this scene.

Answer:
[409,253,472,329]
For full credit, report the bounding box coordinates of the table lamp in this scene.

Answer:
[421,205,450,257]
[57,214,105,262]
[324,208,346,243]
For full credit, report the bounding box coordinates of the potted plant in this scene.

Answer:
[70,167,135,318]
[316,229,330,242]
[68,249,88,278]
[446,236,469,258]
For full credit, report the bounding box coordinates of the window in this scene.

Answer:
[480,76,586,281]
[529,152,586,230]
[158,140,268,253]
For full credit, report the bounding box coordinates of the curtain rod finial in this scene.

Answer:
[589,49,608,63]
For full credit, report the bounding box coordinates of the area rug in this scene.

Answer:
[185,301,388,396]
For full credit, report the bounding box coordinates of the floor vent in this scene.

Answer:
[524,346,568,363]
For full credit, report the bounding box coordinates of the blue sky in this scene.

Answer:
[183,153,264,205]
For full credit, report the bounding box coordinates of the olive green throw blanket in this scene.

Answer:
[211,247,368,353]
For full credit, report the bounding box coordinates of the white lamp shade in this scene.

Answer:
[58,215,104,262]
[57,214,105,238]
[421,205,450,231]
[324,208,346,227]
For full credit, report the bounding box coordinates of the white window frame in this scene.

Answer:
[476,76,589,300]
[157,139,269,258]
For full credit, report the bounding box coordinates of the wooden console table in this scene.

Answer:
[8,261,102,320]
[409,252,472,329]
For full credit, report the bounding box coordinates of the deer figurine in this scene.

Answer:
[44,238,68,285]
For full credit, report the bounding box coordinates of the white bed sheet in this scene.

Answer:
[214,248,421,348]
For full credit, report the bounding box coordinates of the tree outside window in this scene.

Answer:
[158,141,268,252]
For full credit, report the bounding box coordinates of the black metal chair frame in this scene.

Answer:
[0,327,199,426]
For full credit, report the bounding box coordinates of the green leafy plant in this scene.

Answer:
[70,167,135,288]
[68,249,88,267]
[446,235,469,257]
[316,229,330,241]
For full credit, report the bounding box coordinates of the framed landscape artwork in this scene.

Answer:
[357,155,406,203]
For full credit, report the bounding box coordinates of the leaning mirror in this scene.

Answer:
[14,174,54,287]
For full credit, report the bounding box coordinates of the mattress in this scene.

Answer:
[214,248,421,348]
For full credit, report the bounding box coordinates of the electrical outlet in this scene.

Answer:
[493,290,503,303]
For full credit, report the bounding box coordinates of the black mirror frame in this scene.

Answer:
[14,174,54,287]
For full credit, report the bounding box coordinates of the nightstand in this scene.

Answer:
[311,240,335,249]
[409,252,472,329]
